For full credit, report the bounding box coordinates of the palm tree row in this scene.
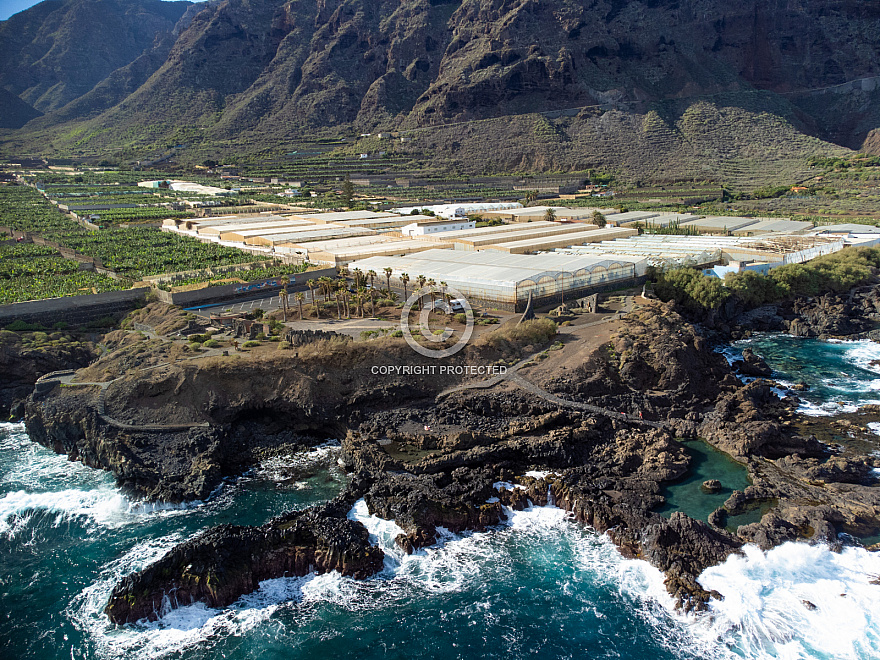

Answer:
[300,275,399,320]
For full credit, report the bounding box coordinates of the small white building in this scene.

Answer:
[401,219,476,237]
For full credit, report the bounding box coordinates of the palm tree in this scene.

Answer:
[383,267,393,293]
[368,286,376,317]
[279,287,289,322]
[319,276,333,303]
[400,273,410,303]
[306,279,319,319]
[334,278,345,318]
[416,275,427,310]
[343,286,351,318]
[367,269,377,293]
[352,268,363,289]
[440,281,452,308]
[356,287,367,317]
[543,208,557,223]
[295,291,305,320]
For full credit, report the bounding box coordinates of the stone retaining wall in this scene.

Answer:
[153,267,337,307]
[0,288,150,326]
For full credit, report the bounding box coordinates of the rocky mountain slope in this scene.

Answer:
[2,0,880,173]
[0,0,192,126]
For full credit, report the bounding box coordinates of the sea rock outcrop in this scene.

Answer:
[104,501,385,624]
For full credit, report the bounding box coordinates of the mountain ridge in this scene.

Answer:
[2,0,879,179]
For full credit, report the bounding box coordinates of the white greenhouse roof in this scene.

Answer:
[346,249,644,289]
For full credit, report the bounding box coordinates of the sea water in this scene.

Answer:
[726,335,880,416]
[5,331,880,660]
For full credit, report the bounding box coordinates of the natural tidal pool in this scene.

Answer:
[656,439,752,525]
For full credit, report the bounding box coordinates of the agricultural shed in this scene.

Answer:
[807,224,880,235]
[420,221,562,243]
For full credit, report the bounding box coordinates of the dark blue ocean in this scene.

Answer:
[3,337,880,659]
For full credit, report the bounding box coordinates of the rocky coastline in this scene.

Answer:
[14,294,880,625]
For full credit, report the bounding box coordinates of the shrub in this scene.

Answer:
[654,268,729,312]
[481,318,557,349]
[5,320,44,332]
[453,313,468,324]
[390,329,403,338]
[203,339,220,348]
[724,247,880,307]
[242,340,261,348]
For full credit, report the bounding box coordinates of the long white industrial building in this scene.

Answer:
[347,249,646,311]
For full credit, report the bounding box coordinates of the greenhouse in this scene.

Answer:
[215,221,323,243]
[623,213,699,228]
[557,234,843,268]
[346,249,646,311]
[292,210,401,224]
[334,216,422,230]
[199,218,314,237]
[309,239,453,265]
[450,223,597,250]
[679,216,762,234]
[246,226,373,246]
[731,219,813,236]
[488,227,637,254]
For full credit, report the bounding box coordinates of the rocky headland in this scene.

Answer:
[0,328,97,418]
[15,297,880,624]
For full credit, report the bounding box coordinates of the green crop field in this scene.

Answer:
[43,226,257,280]
[0,183,274,302]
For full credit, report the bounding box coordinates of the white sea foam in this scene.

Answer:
[692,542,880,659]
[492,480,525,491]
[841,341,880,375]
[347,498,407,566]
[65,501,880,660]
[254,441,342,481]
[867,423,880,436]
[524,470,552,479]
[0,488,129,536]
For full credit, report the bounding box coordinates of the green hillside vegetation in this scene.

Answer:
[653,248,880,312]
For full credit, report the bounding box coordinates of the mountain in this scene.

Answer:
[2,0,880,177]
[0,0,192,126]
